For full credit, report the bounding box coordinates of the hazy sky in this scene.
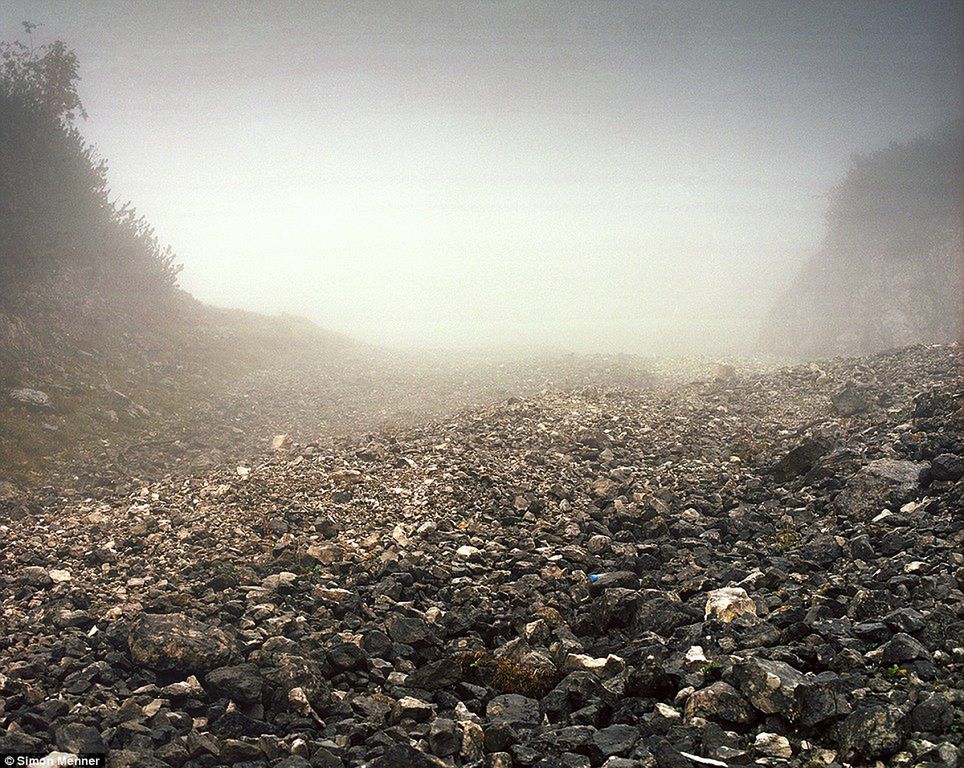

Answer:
[2,1,961,352]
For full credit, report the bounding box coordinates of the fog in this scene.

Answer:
[2,1,960,353]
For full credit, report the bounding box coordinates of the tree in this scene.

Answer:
[1,21,87,124]
[0,23,181,299]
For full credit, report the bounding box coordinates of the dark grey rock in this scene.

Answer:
[832,383,872,416]
[839,705,907,760]
[930,452,964,481]
[205,663,263,704]
[591,724,638,757]
[881,633,929,664]
[773,438,829,482]
[911,694,953,734]
[428,717,459,757]
[834,459,927,521]
[55,722,106,753]
[486,694,542,727]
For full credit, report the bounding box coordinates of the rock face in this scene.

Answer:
[0,344,960,767]
[762,127,963,358]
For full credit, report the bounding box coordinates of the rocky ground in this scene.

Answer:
[2,339,661,493]
[0,344,961,767]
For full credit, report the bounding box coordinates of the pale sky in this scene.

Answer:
[2,1,961,352]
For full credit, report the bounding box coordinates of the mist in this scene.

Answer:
[1,1,961,353]
[2,5,964,762]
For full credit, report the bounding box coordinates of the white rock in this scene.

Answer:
[456,545,480,558]
[289,686,324,723]
[754,731,793,758]
[562,653,625,677]
[391,525,410,546]
[684,645,708,667]
[261,572,297,591]
[49,569,72,583]
[454,700,482,724]
[9,388,52,408]
[679,751,728,767]
[38,753,80,767]
[705,586,758,624]
[161,675,203,698]
[315,588,351,605]
[329,468,365,485]
[307,543,342,565]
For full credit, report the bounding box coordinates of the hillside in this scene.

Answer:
[762,126,963,358]
[0,34,351,482]
[0,281,350,484]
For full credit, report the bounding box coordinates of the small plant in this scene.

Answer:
[882,664,907,682]
[771,524,801,551]
[702,661,724,684]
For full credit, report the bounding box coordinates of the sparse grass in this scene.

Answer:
[457,649,560,698]
[770,524,801,551]
[0,290,345,485]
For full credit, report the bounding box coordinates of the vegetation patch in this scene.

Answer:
[457,649,560,698]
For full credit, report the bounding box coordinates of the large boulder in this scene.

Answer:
[128,613,233,675]
[834,459,926,521]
